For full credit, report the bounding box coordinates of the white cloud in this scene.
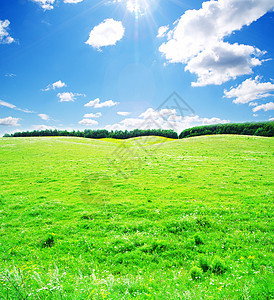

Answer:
[52,80,66,89]
[64,0,83,3]
[78,119,98,126]
[43,80,66,91]
[185,42,262,87]
[269,117,274,121]
[0,20,15,44]
[31,0,55,10]
[85,19,125,50]
[0,117,20,126]
[157,26,169,38]
[0,99,35,113]
[253,102,274,112]
[33,125,56,130]
[57,92,85,102]
[84,112,102,118]
[224,76,274,104]
[105,107,229,133]
[5,73,16,78]
[0,100,16,109]
[17,108,35,114]
[84,98,119,108]
[249,102,258,107]
[139,108,177,119]
[117,111,131,116]
[64,0,83,4]
[38,113,50,121]
[159,0,274,86]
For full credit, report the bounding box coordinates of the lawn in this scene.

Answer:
[0,135,273,299]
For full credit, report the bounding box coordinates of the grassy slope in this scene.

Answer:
[0,135,273,299]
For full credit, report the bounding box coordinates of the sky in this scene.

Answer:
[0,0,274,136]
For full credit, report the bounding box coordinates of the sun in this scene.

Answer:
[124,0,153,18]
[111,0,157,22]
[127,0,148,15]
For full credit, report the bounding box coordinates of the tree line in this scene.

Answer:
[3,121,273,139]
[179,121,273,139]
[3,129,178,139]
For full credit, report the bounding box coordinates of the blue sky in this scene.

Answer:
[0,0,274,136]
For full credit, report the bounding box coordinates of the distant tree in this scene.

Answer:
[179,122,274,139]
[9,122,274,140]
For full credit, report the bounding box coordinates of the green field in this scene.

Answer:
[0,135,273,299]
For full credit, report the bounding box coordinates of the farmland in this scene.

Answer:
[0,135,273,299]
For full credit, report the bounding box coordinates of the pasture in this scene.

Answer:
[0,135,273,299]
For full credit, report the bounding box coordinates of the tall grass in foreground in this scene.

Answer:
[1,266,273,299]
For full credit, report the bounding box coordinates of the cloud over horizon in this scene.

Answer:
[78,119,99,126]
[105,107,229,132]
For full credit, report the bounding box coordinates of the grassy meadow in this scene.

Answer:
[0,135,273,299]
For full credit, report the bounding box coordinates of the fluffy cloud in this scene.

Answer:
[249,102,258,107]
[78,119,98,126]
[139,108,176,119]
[0,117,20,126]
[185,42,262,87]
[84,112,102,118]
[64,0,83,3]
[224,76,274,104]
[269,118,274,121]
[253,102,274,112]
[157,26,169,38]
[105,107,229,132]
[159,0,274,86]
[31,0,55,10]
[38,113,50,121]
[85,19,125,50]
[43,80,66,91]
[57,92,85,102]
[84,98,119,108]
[0,20,15,44]
[33,125,56,130]
[117,111,131,116]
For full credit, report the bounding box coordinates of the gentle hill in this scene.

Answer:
[101,135,175,145]
[3,121,273,140]
[0,135,273,299]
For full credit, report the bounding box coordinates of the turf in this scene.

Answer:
[0,135,273,299]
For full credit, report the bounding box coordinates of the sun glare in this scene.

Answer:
[125,0,151,18]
